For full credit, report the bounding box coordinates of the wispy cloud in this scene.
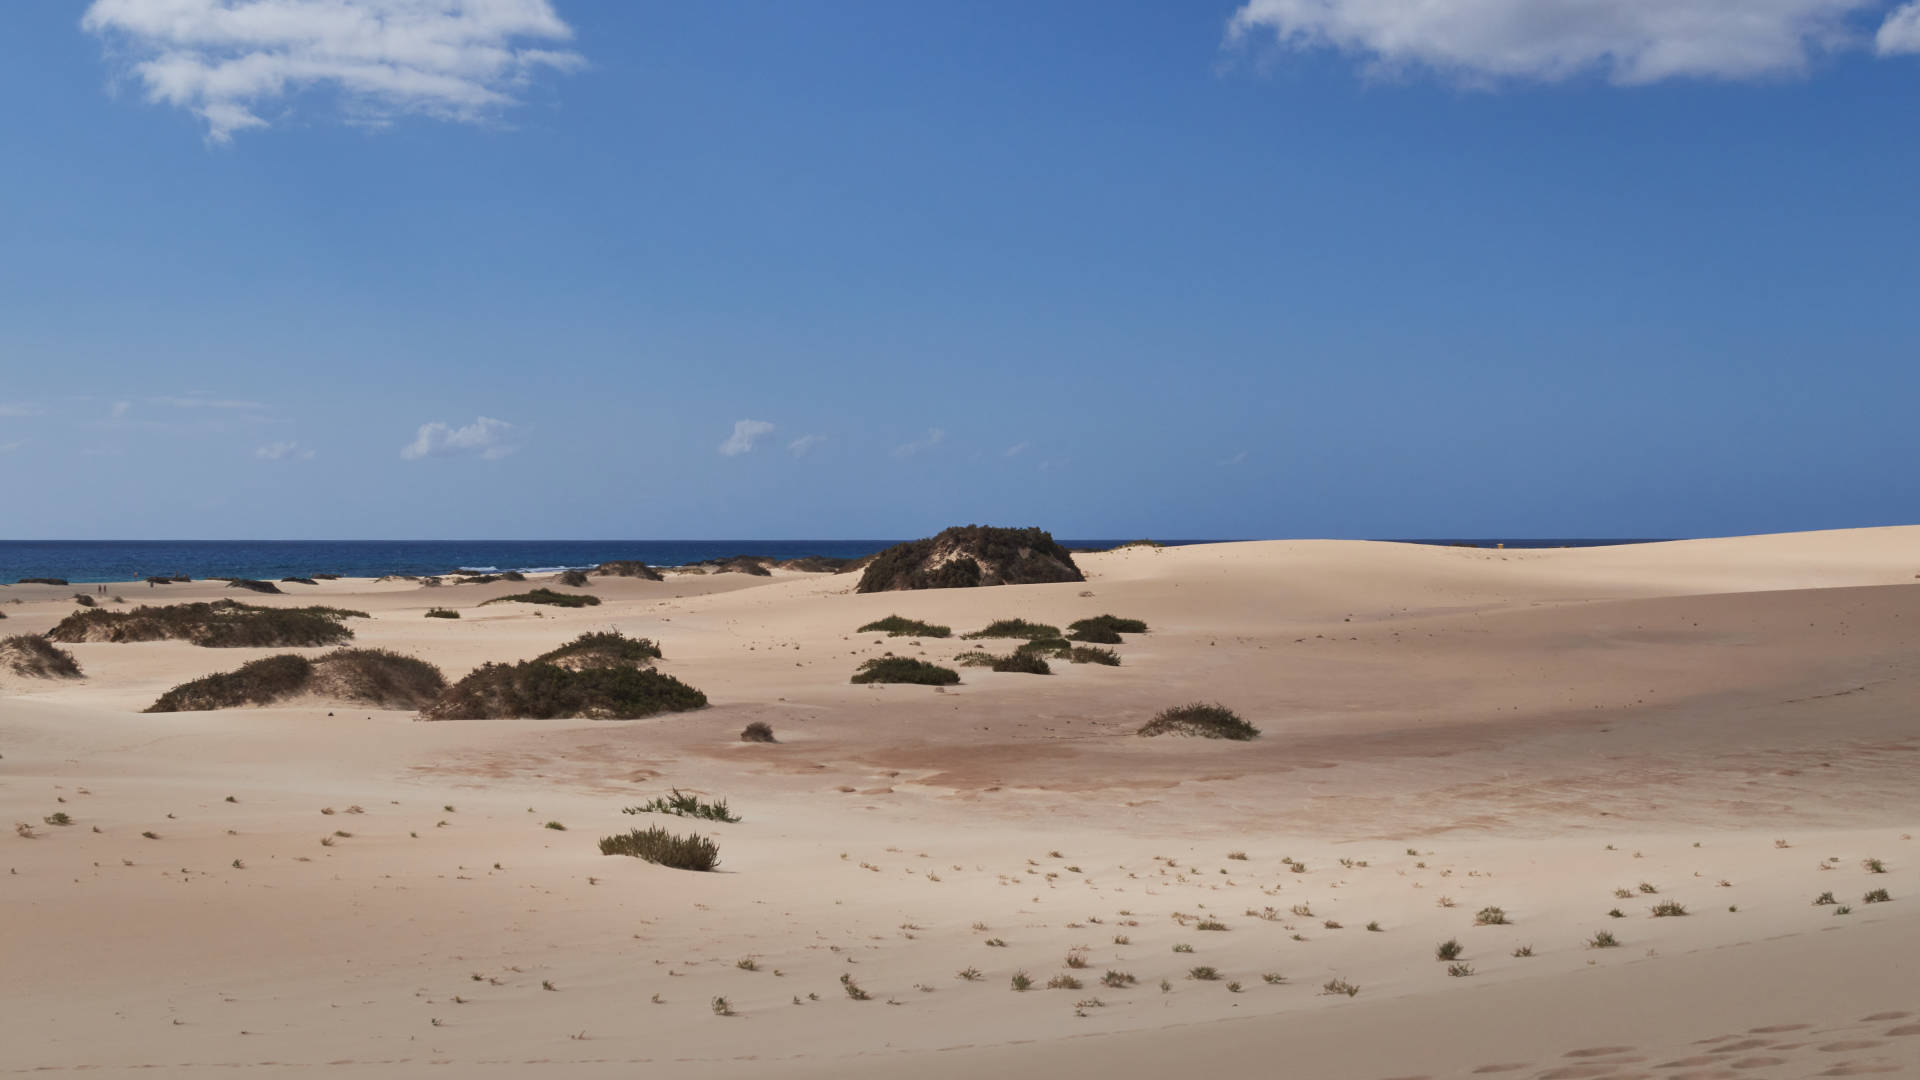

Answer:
[400,416,515,460]
[0,441,23,454]
[719,419,775,457]
[81,0,585,143]
[256,439,315,461]
[1219,450,1248,466]
[787,434,827,457]
[110,400,132,419]
[0,402,46,417]
[893,428,947,458]
[1004,441,1030,458]
[1228,0,1903,84]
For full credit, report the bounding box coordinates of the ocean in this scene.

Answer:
[0,538,1669,585]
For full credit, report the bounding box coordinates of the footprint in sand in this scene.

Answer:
[1746,1023,1809,1033]
[1725,1057,1787,1069]
[1818,1041,1885,1052]
[1859,1012,1909,1022]
[1563,1046,1638,1058]
[1468,1064,1530,1074]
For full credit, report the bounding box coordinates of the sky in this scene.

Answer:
[3,0,1919,541]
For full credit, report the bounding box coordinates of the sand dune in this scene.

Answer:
[3,529,1917,1078]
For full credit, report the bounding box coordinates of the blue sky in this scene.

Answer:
[3,1,1919,541]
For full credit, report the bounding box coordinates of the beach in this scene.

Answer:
[4,528,1918,1078]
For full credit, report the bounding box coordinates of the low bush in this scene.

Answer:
[1069,646,1120,666]
[599,825,719,871]
[0,635,84,678]
[1065,624,1120,644]
[556,569,591,588]
[19,577,69,586]
[740,721,776,743]
[963,618,1061,641]
[425,608,460,619]
[48,601,365,648]
[851,656,961,685]
[72,593,96,608]
[954,650,998,667]
[534,630,662,669]
[282,577,318,586]
[423,661,706,720]
[625,789,739,822]
[858,526,1083,592]
[594,560,663,581]
[1069,615,1148,636]
[479,589,601,609]
[225,578,282,594]
[1014,637,1072,659]
[989,652,1051,675]
[1138,703,1259,740]
[856,615,952,638]
[146,648,445,712]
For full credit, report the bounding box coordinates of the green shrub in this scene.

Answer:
[990,653,1052,675]
[146,648,445,712]
[954,650,998,667]
[599,826,719,871]
[964,618,1061,641]
[857,526,1084,593]
[1864,888,1892,903]
[1069,614,1147,637]
[740,721,775,743]
[1139,703,1259,740]
[48,600,365,648]
[1435,939,1463,960]
[1065,624,1121,644]
[282,577,317,586]
[1069,646,1120,666]
[624,789,739,823]
[534,630,662,668]
[480,589,600,608]
[424,661,707,720]
[850,656,960,685]
[1014,637,1072,659]
[557,569,590,587]
[594,561,663,581]
[425,608,461,619]
[19,577,68,586]
[0,635,84,678]
[72,593,96,608]
[856,615,952,638]
[224,578,282,594]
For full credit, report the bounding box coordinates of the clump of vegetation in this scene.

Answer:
[480,589,601,608]
[1010,971,1033,992]
[1067,614,1148,641]
[1138,702,1259,740]
[282,576,317,586]
[1650,901,1687,917]
[1864,888,1892,903]
[534,630,662,669]
[224,578,282,594]
[1321,979,1360,997]
[48,600,365,648]
[423,661,706,720]
[954,650,998,667]
[1474,906,1508,926]
[1,635,84,679]
[989,652,1052,675]
[1014,637,1073,659]
[425,607,460,618]
[1446,963,1474,978]
[850,656,960,685]
[740,721,776,743]
[146,649,446,712]
[856,615,952,638]
[1435,939,1463,961]
[556,569,591,588]
[1588,930,1619,948]
[72,593,96,608]
[857,526,1084,593]
[19,577,69,586]
[599,825,719,871]
[963,618,1061,641]
[594,560,663,581]
[624,790,739,823]
[1864,857,1887,874]
[1813,891,1837,905]
[1069,646,1121,666]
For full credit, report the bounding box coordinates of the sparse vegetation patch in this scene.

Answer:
[534,630,662,669]
[48,600,365,648]
[599,826,719,871]
[850,656,960,685]
[1138,702,1259,740]
[857,615,952,638]
[1,635,84,679]
[624,790,740,823]
[423,661,706,720]
[480,589,600,608]
[146,649,446,712]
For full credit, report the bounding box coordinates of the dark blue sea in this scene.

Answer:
[0,538,1668,584]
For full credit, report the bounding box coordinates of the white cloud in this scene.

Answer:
[1004,441,1030,458]
[0,402,45,417]
[81,0,585,143]
[401,415,514,460]
[787,434,827,457]
[719,419,775,457]
[256,439,315,461]
[1219,450,1248,466]
[1880,1,1920,50]
[1227,0,1896,84]
[893,428,947,458]
[111,400,132,418]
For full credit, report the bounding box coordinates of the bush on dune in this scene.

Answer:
[47,601,365,648]
[1014,637,1072,659]
[989,652,1051,675]
[1067,615,1147,643]
[534,630,663,669]
[479,589,601,609]
[856,526,1084,593]
[422,661,706,720]
[599,825,719,871]
[1139,702,1259,740]
[556,569,591,588]
[740,720,776,742]
[19,577,69,586]
[1070,646,1121,666]
[223,578,282,594]
[850,656,961,685]
[964,618,1061,641]
[594,560,664,582]
[856,615,952,638]
[145,649,445,712]
[1,635,84,678]
[281,576,318,586]
[425,607,460,619]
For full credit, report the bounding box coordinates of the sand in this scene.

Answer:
[3,528,1917,1078]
